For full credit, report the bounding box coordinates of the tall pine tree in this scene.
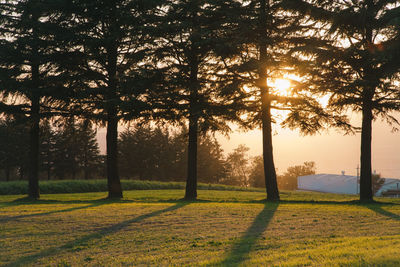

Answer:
[0,0,76,198]
[217,0,341,200]
[284,0,400,201]
[154,0,247,199]
[67,0,160,198]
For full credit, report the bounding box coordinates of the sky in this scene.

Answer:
[96,112,400,179]
[216,117,400,178]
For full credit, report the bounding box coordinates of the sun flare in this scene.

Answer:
[274,78,291,92]
[268,78,291,96]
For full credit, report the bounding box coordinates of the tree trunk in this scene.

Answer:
[185,114,198,200]
[105,0,123,199]
[359,8,374,202]
[184,4,200,200]
[259,0,279,201]
[359,101,373,201]
[28,92,40,199]
[106,112,122,198]
[28,10,41,199]
[261,98,280,201]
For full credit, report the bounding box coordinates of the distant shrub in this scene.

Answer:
[0,180,262,195]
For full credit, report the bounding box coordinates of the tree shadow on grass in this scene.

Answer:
[366,204,400,221]
[0,197,138,221]
[0,197,103,209]
[0,197,215,223]
[4,202,189,267]
[217,201,279,266]
[0,196,200,209]
[0,201,108,223]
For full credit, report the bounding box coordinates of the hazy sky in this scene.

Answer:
[216,117,400,178]
[97,112,400,179]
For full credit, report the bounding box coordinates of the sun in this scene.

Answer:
[269,78,291,95]
[274,79,291,92]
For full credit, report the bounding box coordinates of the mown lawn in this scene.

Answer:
[1,190,400,266]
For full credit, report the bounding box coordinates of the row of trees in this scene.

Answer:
[1,116,316,190]
[119,125,227,183]
[0,117,103,181]
[120,126,316,188]
[1,0,399,201]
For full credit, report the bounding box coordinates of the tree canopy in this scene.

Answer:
[283,0,400,201]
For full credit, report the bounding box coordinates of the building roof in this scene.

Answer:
[298,174,400,196]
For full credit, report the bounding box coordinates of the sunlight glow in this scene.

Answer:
[274,79,291,91]
[268,78,292,96]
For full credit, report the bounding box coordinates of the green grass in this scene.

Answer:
[0,179,264,195]
[1,190,400,266]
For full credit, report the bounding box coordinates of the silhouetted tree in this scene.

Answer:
[224,145,251,187]
[154,0,246,199]
[0,0,74,198]
[284,0,400,201]
[48,118,101,180]
[218,0,335,200]
[0,117,29,181]
[119,125,174,180]
[248,156,265,188]
[197,134,227,184]
[0,0,73,198]
[119,125,227,183]
[67,0,160,198]
[39,120,56,180]
[50,118,79,180]
[75,120,102,180]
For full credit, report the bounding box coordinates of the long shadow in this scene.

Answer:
[275,199,361,205]
[0,197,106,209]
[366,204,400,221]
[0,202,108,223]
[218,201,279,266]
[0,197,198,209]
[4,202,189,267]
[0,197,181,212]
[0,198,386,223]
[275,199,400,206]
[1,195,399,207]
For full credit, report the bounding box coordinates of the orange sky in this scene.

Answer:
[216,114,400,178]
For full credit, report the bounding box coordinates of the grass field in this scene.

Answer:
[1,190,400,266]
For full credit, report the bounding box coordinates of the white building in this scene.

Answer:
[298,173,400,196]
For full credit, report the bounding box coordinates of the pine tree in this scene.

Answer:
[0,0,76,198]
[39,120,56,180]
[67,0,160,198]
[219,0,354,200]
[154,0,247,199]
[284,0,400,202]
[75,120,101,180]
[215,0,308,200]
[40,118,101,180]
[118,125,227,183]
[0,117,29,181]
